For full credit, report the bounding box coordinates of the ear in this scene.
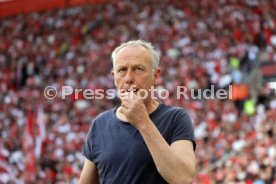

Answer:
[154,68,161,85]
[112,70,118,87]
[112,70,115,77]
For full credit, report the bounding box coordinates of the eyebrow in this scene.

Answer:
[115,64,146,70]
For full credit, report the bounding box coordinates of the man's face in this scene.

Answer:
[112,45,160,101]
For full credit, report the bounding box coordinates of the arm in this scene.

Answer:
[78,158,99,184]
[119,94,196,184]
[138,121,196,184]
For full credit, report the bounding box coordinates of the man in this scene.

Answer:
[79,40,196,184]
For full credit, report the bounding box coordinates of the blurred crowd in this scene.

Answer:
[0,0,276,183]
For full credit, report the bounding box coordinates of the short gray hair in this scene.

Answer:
[111,40,160,71]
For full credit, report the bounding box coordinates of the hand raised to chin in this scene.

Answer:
[119,91,151,129]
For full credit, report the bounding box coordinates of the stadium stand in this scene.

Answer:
[0,0,276,183]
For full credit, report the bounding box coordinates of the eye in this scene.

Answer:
[135,67,144,73]
[117,68,127,74]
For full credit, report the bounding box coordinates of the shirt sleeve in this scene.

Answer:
[83,118,97,162]
[171,108,196,151]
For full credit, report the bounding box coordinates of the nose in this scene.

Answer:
[124,69,134,84]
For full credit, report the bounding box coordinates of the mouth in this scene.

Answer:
[127,88,139,92]
[121,88,139,93]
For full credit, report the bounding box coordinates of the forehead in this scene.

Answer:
[114,45,152,66]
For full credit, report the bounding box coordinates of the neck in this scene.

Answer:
[144,99,159,114]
